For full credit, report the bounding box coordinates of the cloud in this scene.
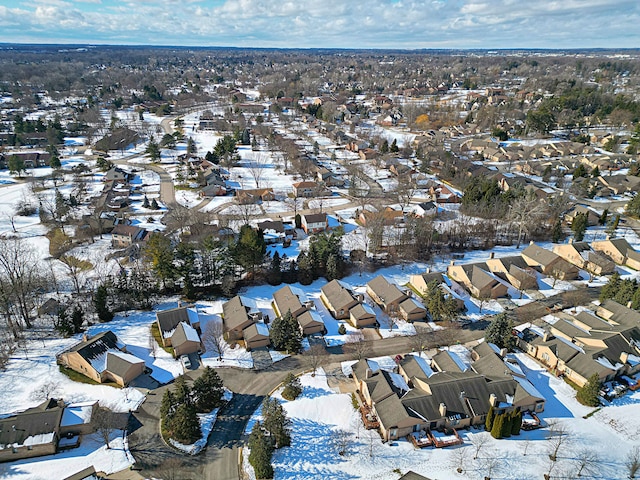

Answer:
[0,0,638,48]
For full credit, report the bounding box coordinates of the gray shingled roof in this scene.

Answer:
[156,307,191,335]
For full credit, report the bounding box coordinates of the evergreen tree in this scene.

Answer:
[54,308,74,336]
[151,198,160,209]
[171,403,201,444]
[187,137,197,154]
[338,324,347,335]
[600,272,621,302]
[93,284,113,322]
[485,405,495,432]
[599,209,609,226]
[143,233,176,290]
[296,252,314,286]
[325,253,341,281]
[294,214,302,229]
[160,389,177,420]
[7,155,25,176]
[501,412,513,438]
[390,138,399,153]
[192,367,224,412]
[511,409,522,436]
[490,413,504,439]
[281,373,302,401]
[626,193,640,218]
[551,219,564,243]
[267,252,282,286]
[572,164,588,179]
[248,422,274,479]
[71,305,84,334]
[49,153,61,169]
[234,225,267,274]
[241,128,251,145]
[270,310,302,354]
[576,373,602,407]
[145,137,161,161]
[380,139,389,154]
[262,397,292,448]
[484,313,516,351]
[571,212,588,242]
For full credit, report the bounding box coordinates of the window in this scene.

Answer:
[390,429,397,439]
[542,352,550,363]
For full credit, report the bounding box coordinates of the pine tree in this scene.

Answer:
[171,403,201,444]
[390,138,399,153]
[485,405,495,432]
[93,284,113,322]
[296,252,314,286]
[267,252,282,286]
[501,412,513,438]
[600,272,621,302]
[281,373,302,401]
[173,375,192,406]
[325,253,340,281]
[380,139,389,154]
[490,413,504,439]
[551,219,564,243]
[511,409,522,436]
[484,313,516,351]
[571,212,588,242]
[192,367,224,412]
[248,422,274,479]
[576,373,602,407]
[270,310,302,354]
[262,397,292,448]
[151,198,160,210]
[71,305,84,334]
[160,389,177,420]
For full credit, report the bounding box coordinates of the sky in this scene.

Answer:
[0,0,638,49]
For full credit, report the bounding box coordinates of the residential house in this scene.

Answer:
[521,243,580,280]
[485,254,539,291]
[292,181,322,198]
[222,296,262,341]
[592,237,640,270]
[447,262,508,299]
[56,331,145,387]
[110,224,148,248]
[366,275,409,314]
[598,175,640,195]
[552,241,616,276]
[296,310,326,335]
[0,399,64,462]
[320,279,361,320]
[398,297,427,322]
[358,207,404,227]
[358,148,378,160]
[235,188,275,205]
[564,205,600,226]
[412,202,437,218]
[301,213,328,234]
[59,401,97,437]
[273,285,311,319]
[242,323,271,351]
[349,303,378,328]
[155,306,202,357]
[409,272,445,296]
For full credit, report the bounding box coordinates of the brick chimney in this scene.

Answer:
[439,403,447,417]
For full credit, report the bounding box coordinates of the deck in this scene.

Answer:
[521,411,542,431]
[430,428,463,448]
[360,405,380,430]
[408,431,432,448]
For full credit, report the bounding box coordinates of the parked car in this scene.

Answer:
[181,355,191,369]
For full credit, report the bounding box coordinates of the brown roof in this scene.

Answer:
[321,279,358,312]
[367,275,407,306]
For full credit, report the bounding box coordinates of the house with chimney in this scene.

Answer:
[366,275,426,321]
[521,243,580,280]
[591,237,640,271]
[222,295,263,341]
[155,306,202,357]
[273,285,325,336]
[552,241,616,276]
[447,261,508,299]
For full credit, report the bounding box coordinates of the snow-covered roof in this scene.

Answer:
[361,303,376,315]
[180,322,201,343]
[309,310,325,325]
[187,307,200,325]
[448,351,468,372]
[61,402,96,427]
[513,376,544,400]
[255,322,269,337]
[595,356,624,371]
[108,350,144,365]
[21,433,55,448]
[410,354,435,377]
[289,286,309,303]
[388,372,410,392]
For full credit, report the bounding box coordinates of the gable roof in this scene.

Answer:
[274,285,308,317]
[0,401,63,449]
[64,331,124,366]
[106,351,144,378]
[156,306,197,335]
[321,279,358,311]
[171,322,200,347]
[367,275,407,305]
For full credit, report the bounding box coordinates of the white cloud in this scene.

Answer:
[0,0,638,48]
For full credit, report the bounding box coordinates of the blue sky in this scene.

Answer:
[0,0,638,49]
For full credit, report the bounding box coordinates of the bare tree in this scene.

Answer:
[508,195,547,248]
[449,446,469,474]
[201,320,226,361]
[247,153,269,188]
[470,433,491,460]
[547,422,570,462]
[58,255,93,294]
[93,406,117,449]
[521,438,532,456]
[332,428,353,456]
[343,332,370,360]
[154,457,184,480]
[627,445,640,479]
[305,343,328,376]
[481,448,500,479]
[29,381,61,402]
[408,330,431,357]
[574,448,599,477]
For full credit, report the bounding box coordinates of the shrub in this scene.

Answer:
[338,324,347,335]
[281,373,302,401]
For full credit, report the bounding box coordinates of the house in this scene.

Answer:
[273,285,310,319]
[320,279,361,320]
[366,275,409,314]
[59,401,97,437]
[222,296,262,341]
[398,297,427,322]
[0,399,63,462]
[235,188,275,205]
[447,262,508,299]
[292,181,322,198]
[155,306,202,357]
[358,207,404,227]
[301,212,328,234]
[56,331,145,387]
[296,310,326,336]
[349,303,378,328]
[352,355,544,443]
[110,224,148,248]
[408,271,445,294]
[598,175,640,195]
[564,205,600,226]
[485,254,539,291]
[358,148,378,160]
[412,202,437,218]
[242,323,271,351]
[591,237,640,270]
[399,472,431,480]
[521,243,580,280]
[553,241,616,276]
